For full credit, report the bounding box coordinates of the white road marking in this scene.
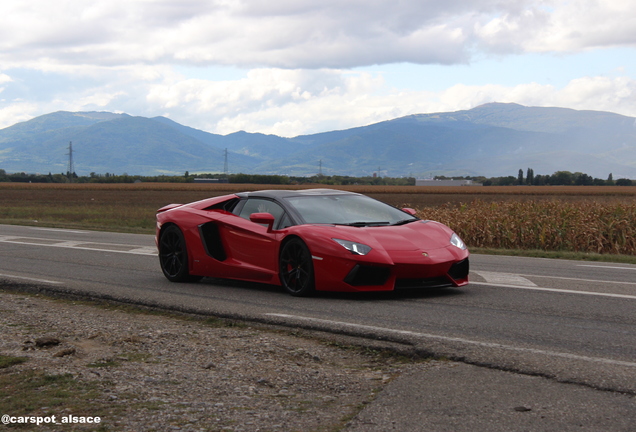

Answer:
[31,227,90,234]
[516,273,636,286]
[470,281,636,300]
[0,273,62,285]
[578,264,636,271]
[0,236,156,256]
[265,313,636,368]
[127,247,158,255]
[55,241,85,247]
[473,271,537,287]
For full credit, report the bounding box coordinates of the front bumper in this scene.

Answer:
[313,246,470,292]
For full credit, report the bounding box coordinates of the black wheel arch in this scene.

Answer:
[158,222,201,282]
[278,234,315,296]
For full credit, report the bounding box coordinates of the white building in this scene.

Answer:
[416,179,482,186]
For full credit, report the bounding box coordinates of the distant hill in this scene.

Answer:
[1,103,635,178]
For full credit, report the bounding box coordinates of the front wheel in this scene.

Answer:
[159,225,201,282]
[279,238,315,296]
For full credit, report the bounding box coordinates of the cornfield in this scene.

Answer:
[420,200,636,255]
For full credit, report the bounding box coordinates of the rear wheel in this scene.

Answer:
[159,225,201,282]
[279,238,315,296]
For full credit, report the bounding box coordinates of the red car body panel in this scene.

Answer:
[156,192,469,292]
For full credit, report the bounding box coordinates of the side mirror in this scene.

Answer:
[401,208,417,216]
[249,212,275,232]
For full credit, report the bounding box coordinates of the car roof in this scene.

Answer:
[236,188,359,200]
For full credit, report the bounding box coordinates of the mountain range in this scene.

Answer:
[1,103,635,178]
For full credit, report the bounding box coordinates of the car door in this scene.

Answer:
[220,198,287,282]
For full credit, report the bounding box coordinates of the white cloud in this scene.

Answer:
[0,102,40,129]
[474,0,636,54]
[1,1,635,135]
[146,68,392,135]
[432,77,636,117]
[3,0,635,70]
[558,76,636,113]
[2,60,635,134]
[0,73,11,98]
[144,68,636,136]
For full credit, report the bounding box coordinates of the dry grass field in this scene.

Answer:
[1,183,636,256]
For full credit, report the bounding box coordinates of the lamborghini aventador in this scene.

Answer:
[156,189,469,296]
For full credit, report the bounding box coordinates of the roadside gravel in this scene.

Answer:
[0,289,432,431]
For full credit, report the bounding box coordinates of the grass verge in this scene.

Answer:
[471,247,636,264]
[0,355,28,369]
[0,370,111,430]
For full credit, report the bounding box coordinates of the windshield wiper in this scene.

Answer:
[343,221,391,227]
[393,218,419,226]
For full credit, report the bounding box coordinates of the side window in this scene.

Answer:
[279,213,293,229]
[238,199,286,228]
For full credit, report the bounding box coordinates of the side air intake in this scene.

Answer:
[199,223,227,261]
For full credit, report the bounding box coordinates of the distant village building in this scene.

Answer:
[416,179,482,187]
[193,178,228,183]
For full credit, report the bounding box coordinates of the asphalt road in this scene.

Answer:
[1,224,635,397]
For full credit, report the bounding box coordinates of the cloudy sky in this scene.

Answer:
[1,0,635,137]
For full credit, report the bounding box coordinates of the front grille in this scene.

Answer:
[448,258,469,280]
[344,265,391,286]
[395,277,453,290]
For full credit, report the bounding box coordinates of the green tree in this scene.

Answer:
[550,171,574,185]
[526,168,534,185]
[593,178,606,186]
[497,176,517,186]
[574,172,593,185]
[533,174,546,185]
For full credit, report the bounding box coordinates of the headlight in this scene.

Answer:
[332,238,372,255]
[450,233,467,250]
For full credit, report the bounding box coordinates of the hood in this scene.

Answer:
[317,220,454,252]
[365,221,453,251]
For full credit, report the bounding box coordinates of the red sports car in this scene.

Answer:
[156,189,469,296]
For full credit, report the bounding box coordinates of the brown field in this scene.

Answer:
[420,200,636,255]
[1,183,636,255]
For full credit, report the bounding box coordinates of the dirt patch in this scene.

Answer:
[0,290,430,431]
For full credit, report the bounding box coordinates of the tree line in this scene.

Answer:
[434,169,633,186]
[487,169,632,186]
[0,170,415,185]
[1,168,633,186]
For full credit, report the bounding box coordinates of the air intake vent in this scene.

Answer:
[199,223,227,261]
[344,265,390,286]
[448,258,469,281]
[395,277,453,290]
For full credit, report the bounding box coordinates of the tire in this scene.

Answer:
[159,225,201,282]
[279,238,315,296]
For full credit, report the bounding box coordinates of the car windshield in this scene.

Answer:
[285,194,417,226]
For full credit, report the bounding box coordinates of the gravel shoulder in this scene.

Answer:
[3,287,635,432]
[0,288,433,432]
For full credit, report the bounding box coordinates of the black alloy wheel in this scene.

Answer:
[159,225,200,282]
[279,238,315,296]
